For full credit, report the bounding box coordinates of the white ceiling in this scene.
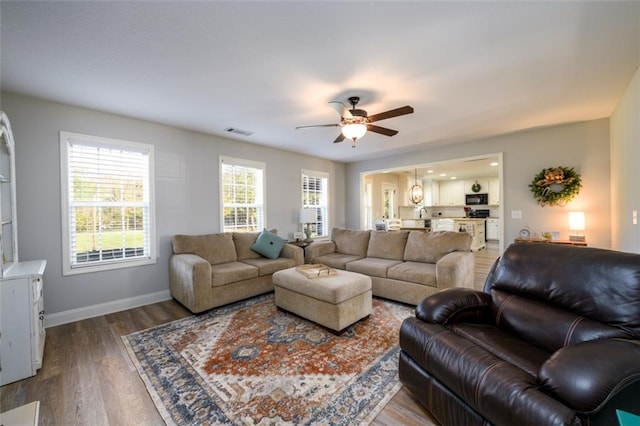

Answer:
[2,1,639,163]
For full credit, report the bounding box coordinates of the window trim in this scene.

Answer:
[301,169,329,238]
[60,131,156,276]
[219,156,267,233]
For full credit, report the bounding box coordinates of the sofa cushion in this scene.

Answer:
[251,229,287,259]
[404,231,472,263]
[491,289,635,352]
[241,257,296,276]
[490,243,640,339]
[172,233,237,265]
[210,261,259,287]
[314,253,364,270]
[367,230,409,260]
[331,228,370,256]
[387,261,437,287]
[346,257,402,278]
[233,229,278,260]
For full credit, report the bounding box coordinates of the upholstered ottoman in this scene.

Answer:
[273,267,372,333]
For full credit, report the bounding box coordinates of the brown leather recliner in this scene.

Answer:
[399,243,640,426]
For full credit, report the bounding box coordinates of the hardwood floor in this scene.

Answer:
[0,246,500,425]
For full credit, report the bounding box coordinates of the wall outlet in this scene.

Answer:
[633,210,638,225]
[511,210,523,219]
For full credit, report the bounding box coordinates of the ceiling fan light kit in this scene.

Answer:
[296,95,414,148]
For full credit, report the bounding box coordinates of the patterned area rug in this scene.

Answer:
[123,294,413,425]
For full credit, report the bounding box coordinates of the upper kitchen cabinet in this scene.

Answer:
[422,179,440,207]
[488,177,500,205]
[464,179,489,195]
[439,180,465,206]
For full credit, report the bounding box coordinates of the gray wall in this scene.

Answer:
[346,119,611,249]
[610,66,640,253]
[1,93,346,316]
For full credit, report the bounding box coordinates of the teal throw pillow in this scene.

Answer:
[251,229,287,259]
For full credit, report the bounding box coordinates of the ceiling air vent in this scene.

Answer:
[224,127,254,137]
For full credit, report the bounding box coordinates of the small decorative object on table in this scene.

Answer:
[463,206,471,218]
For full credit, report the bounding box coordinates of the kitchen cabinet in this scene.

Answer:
[418,179,440,207]
[464,179,489,195]
[455,219,486,251]
[439,180,464,206]
[488,178,500,205]
[486,218,500,240]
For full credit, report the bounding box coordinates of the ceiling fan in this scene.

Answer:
[296,96,414,148]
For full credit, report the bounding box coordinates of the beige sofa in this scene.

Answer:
[305,228,474,305]
[169,231,304,313]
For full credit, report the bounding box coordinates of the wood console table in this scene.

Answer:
[514,237,587,247]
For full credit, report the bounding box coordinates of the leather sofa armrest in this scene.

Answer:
[538,339,640,413]
[281,243,304,265]
[169,254,212,313]
[305,240,336,263]
[416,287,491,325]
[436,251,475,289]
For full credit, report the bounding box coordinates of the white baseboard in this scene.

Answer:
[45,290,172,328]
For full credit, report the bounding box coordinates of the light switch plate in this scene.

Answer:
[511,210,523,219]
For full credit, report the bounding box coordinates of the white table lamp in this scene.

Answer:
[299,208,316,242]
[569,211,585,242]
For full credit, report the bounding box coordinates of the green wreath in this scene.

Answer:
[529,166,582,207]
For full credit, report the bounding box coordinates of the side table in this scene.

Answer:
[514,237,587,247]
[288,240,311,262]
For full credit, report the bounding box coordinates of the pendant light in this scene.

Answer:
[409,169,424,205]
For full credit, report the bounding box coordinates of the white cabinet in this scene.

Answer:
[0,112,47,385]
[1,260,47,385]
[486,218,500,240]
[0,112,18,275]
[422,179,440,207]
[488,178,500,206]
[455,219,486,251]
[439,180,465,206]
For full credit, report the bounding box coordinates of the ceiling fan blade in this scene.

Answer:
[333,133,346,143]
[367,105,414,123]
[329,101,353,119]
[367,124,398,137]
[295,124,340,130]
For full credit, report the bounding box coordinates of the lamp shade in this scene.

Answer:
[299,208,316,224]
[341,123,367,140]
[569,211,585,231]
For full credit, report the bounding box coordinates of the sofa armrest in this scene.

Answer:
[281,243,304,265]
[538,339,640,413]
[415,287,491,325]
[305,240,336,263]
[169,254,212,313]
[436,251,474,289]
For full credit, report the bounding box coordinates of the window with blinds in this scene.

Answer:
[60,132,156,275]
[302,170,329,238]
[220,156,265,232]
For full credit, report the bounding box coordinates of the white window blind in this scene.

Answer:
[60,132,155,275]
[220,157,265,232]
[302,170,329,238]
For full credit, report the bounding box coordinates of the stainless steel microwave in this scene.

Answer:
[465,193,488,205]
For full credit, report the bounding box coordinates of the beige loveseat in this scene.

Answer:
[305,228,473,305]
[169,231,304,313]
